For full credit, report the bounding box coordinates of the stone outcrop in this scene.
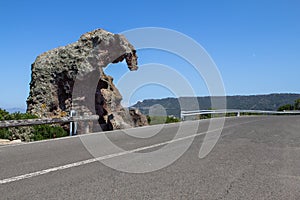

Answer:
[27,29,148,132]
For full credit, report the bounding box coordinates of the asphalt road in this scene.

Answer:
[1,116,300,200]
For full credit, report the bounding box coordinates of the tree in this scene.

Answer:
[0,108,9,121]
[277,104,294,111]
[295,99,300,110]
[146,115,151,124]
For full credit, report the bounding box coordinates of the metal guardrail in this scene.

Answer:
[0,112,99,135]
[180,109,300,120]
[1,109,299,133]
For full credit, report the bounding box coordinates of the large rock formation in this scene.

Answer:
[27,29,148,132]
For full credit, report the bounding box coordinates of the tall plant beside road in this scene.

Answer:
[295,99,300,110]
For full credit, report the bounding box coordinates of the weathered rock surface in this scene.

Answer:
[27,29,147,132]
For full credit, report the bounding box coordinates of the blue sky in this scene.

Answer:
[0,0,299,110]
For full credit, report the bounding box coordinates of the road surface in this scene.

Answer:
[1,116,300,199]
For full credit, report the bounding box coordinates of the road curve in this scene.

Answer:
[1,116,300,199]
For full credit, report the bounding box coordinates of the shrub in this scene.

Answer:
[31,125,68,141]
[0,128,10,140]
[0,108,68,142]
[165,116,180,123]
[277,104,294,111]
[148,115,180,125]
[0,108,9,120]
[295,99,300,110]
[146,115,151,124]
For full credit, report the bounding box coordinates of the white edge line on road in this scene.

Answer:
[0,118,264,185]
[0,130,207,185]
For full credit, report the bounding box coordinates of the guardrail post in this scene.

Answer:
[180,111,184,121]
[69,110,78,136]
[82,113,90,134]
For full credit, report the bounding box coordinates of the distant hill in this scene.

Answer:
[5,107,26,113]
[132,93,300,118]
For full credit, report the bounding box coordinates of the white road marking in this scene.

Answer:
[0,118,263,185]
[0,131,205,185]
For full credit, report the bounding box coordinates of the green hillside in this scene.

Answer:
[132,94,300,118]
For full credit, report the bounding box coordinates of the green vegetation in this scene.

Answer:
[277,104,294,111]
[0,109,9,121]
[31,125,68,141]
[147,115,180,125]
[165,116,180,123]
[295,99,300,110]
[0,108,68,142]
[277,98,300,111]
